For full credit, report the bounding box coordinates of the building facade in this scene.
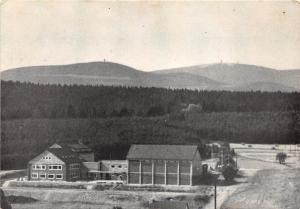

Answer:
[28,144,81,181]
[82,160,127,181]
[127,145,202,186]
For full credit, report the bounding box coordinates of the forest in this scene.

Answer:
[1,81,300,120]
[1,81,300,169]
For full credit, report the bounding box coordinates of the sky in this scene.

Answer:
[1,0,300,71]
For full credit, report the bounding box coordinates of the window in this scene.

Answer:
[70,164,80,169]
[48,174,55,179]
[32,164,46,170]
[118,165,122,168]
[49,165,62,170]
[40,173,46,179]
[111,165,115,168]
[31,173,38,179]
[56,174,63,179]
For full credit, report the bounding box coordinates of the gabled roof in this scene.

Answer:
[47,145,80,164]
[126,144,199,160]
[68,143,92,152]
[149,201,189,209]
[29,150,64,164]
[49,143,62,149]
[29,143,81,164]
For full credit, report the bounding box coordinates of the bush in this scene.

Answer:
[276,152,287,164]
[222,165,238,181]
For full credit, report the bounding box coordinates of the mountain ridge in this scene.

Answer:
[1,61,299,92]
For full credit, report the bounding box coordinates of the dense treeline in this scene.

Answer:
[1,81,300,120]
[2,112,299,169]
[1,81,300,170]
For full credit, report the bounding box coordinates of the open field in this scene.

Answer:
[221,168,300,209]
[231,143,300,168]
[205,143,299,209]
[2,186,212,209]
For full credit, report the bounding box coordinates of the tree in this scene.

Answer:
[222,165,238,181]
[147,105,165,117]
[276,152,287,164]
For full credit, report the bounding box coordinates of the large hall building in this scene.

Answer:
[126,144,202,186]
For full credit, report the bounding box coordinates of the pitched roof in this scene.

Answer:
[126,144,198,160]
[47,145,81,164]
[149,201,189,209]
[67,143,92,152]
[49,143,62,149]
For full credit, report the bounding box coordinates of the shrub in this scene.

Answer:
[276,152,287,164]
[222,165,238,181]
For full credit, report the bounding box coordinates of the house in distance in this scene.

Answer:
[67,141,95,162]
[28,144,81,181]
[126,144,203,186]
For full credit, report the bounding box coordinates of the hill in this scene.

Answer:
[2,62,300,91]
[1,62,224,90]
[155,63,300,91]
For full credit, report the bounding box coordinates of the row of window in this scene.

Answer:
[31,173,63,180]
[134,160,190,163]
[69,164,80,169]
[42,156,52,160]
[32,164,62,170]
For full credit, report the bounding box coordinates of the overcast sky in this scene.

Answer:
[1,0,300,71]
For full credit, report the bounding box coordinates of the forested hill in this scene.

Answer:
[1,81,300,169]
[1,81,300,120]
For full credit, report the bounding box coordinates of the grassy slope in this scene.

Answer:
[1,112,294,169]
[221,168,300,209]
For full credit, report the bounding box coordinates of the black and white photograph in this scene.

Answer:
[1,1,300,209]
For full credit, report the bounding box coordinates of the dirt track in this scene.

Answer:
[216,144,300,209]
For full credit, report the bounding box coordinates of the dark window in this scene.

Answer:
[56,174,63,179]
[142,160,152,173]
[167,161,178,174]
[128,173,139,184]
[180,173,190,185]
[48,174,54,179]
[154,160,165,173]
[142,173,152,184]
[167,174,177,185]
[129,161,140,172]
[154,173,165,184]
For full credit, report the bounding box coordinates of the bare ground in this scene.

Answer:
[2,185,213,209]
[221,168,300,209]
[204,143,297,209]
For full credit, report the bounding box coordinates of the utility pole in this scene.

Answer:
[214,178,217,209]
